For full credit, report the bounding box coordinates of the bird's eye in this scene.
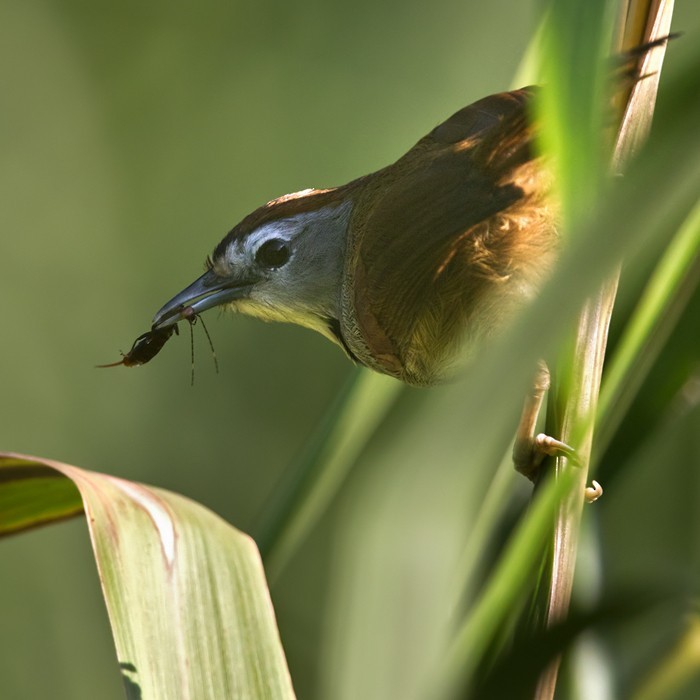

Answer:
[255,238,290,268]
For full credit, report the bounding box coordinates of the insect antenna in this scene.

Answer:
[197,314,219,375]
[181,306,219,384]
[189,317,196,386]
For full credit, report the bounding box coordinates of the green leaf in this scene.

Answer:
[0,453,295,700]
[0,459,83,535]
[257,368,402,582]
[597,199,700,454]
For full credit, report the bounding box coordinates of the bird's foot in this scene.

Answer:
[512,431,578,480]
[513,432,603,503]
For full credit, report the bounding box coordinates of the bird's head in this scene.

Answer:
[153,188,355,348]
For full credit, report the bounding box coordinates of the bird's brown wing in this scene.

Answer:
[348,88,553,384]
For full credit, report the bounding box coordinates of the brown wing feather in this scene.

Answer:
[345,88,557,384]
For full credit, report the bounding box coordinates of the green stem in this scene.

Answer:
[440,470,575,696]
[531,2,675,698]
[596,200,700,455]
[533,280,619,699]
[256,369,402,583]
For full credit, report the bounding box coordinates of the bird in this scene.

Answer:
[152,86,559,387]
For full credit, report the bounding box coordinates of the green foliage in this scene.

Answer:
[2,1,700,699]
[1,455,295,700]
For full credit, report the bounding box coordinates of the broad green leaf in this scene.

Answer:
[0,453,295,700]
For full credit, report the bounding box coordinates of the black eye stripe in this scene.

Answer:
[255,238,290,268]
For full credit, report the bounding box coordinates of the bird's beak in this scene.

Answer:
[152,269,255,329]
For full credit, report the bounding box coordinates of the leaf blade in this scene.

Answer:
[0,453,296,700]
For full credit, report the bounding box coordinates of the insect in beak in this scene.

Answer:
[97,306,219,381]
[96,325,179,368]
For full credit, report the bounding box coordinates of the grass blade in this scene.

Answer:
[257,369,402,582]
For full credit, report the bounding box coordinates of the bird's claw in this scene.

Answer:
[533,433,581,466]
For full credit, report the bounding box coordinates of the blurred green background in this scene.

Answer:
[1,1,699,699]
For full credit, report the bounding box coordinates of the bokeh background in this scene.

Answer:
[1,2,699,699]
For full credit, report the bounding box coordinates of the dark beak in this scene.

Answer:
[152,269,255,329]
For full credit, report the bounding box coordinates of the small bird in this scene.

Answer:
[153,87,558,386]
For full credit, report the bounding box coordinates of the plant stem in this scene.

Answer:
[532,3,675,697]
[533,280,619,699]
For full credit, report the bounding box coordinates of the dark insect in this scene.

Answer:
[97,305,218,376]
[97,325,179,368]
